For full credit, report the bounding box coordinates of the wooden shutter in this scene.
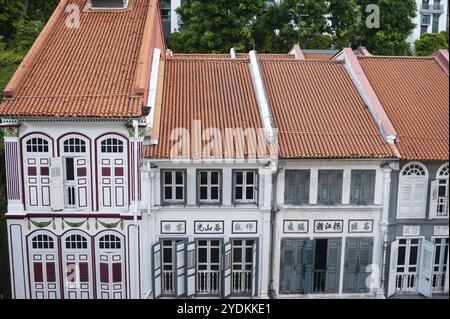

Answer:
[285,171,297,204]
[223,242,232,298]
[361,172,375,204]
[343,239,359,293]
[176,241,186,297]
[50,157,64,211]
[445,244,449,294]
[325,239,341,293]
[186,241,196,297]
[330,172,343,204]
[251,241,258,298]
[294,240,306,292]
[75,158,89,208]
[387,240,399,297]
[152,242,162,298]
[429,180,439,219]
[279,239,294,293]
[350,172,363,204]
[418,239,435,298]
[356,238,373,292]
[412,180,426,218]
[79,262,89,282]
[398,179,413,218]
[46,262,56,283]
[303,240,315,294]
[112,263,122,283]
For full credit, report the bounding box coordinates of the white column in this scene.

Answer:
[342,168,351,204]
[7,221,28,299]
[259,211,271,299]
[310,168,318,204]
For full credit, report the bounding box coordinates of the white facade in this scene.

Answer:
[272,160,392,298]
[408,0,449,45]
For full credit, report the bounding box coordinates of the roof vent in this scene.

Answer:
[90,0,128,9]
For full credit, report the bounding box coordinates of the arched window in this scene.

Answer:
[65,234,88,249]
[63,138,86,153]
[398,162,428,219]
[101,138,124,153]
[99,234,121,249]
[26,138,49,153]
[437,163,449,179]
[97,135,128,210]
[23,135,52,210]
[401,163,426,176]
[32,234,54,249]
[431,163,449,218]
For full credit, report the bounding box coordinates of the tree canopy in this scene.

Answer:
[414,32,449,56]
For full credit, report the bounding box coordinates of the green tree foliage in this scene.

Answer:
[0,0,25,44]
[167,0,267,53]
[357,0,417,55]
[414,32,449,56]
[253,0,329,53]
[327,0,360,49]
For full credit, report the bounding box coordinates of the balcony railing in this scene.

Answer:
[313,270,326,293]
[395,273,418,292]
[437,197,448,217]
[232,270,252,294]
[420,3,444,12]
[64,184,76,209]
[162,271,175,295]
[432,272,446,292]
[197,270,221,295]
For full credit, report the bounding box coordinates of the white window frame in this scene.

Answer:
[233,170,258,205]
[97,135,128,211]
[22,134,53,211]
[197,170,222,205]
[397,162,428,219]
[89,0,129,10]
[59,135,91,210]
[431,163,449,219]
[431,236,449,293]
[162,170,186,205]
[394,237,422,293]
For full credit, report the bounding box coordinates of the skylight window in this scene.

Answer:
[90,0,128,9]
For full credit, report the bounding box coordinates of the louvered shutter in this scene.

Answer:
[285,171,297,204]
[418,239,435,298]
[223,242,232,298]
[387,240,399,297]
[152,242,162,298]
[176,241,186,297]
[412,180,426,218]
[325,239,341,293]
[398,179,413,218]
[343,239,359,293]
[279,240,294,293]
[429,180,439,219]
[50,157,64,211]
[303,240,315,294]
[356,238,373,292]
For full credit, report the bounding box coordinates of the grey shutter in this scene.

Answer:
[176,241,186,297]
[251,241,258,298]
[318,171,328,204]
[223,242,232,297]
[186,241,196,297]
[325,239,341,293]
[297,171,310,204]
[350,172,362,204]
[329,171,343,205]
[303,240,315,294]
[294,240,306,292]
[343,239,359,293]
[285,171,297,204]
[152,242,162,298]
[356,238,373,292]
[279,239,295,293]
[362,172,375,204]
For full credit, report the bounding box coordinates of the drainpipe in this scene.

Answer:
[268,161,281,299]
[132,120,140,299]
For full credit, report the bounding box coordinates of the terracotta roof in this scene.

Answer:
[171,53,234,60]
[358,56,449,161]
[144,59,266,159]
[260,60,394,159]
[257,54,296,60]
[0,0,164,118]
[303,53,335,60]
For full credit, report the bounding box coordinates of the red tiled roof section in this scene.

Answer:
[172,54,234,60]
[260,60,394,159]
[359,57,449,161]
[303,53,335,60]
[144,59,265,159]
[0,0,153,118]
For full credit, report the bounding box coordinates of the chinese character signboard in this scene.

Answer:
[283,220,308,233]
[232,221,258,234]
[348,220,374,233]
[194,221,224,234]
[314,220,343,233]
[161,221,186,234]
[434,226,449,236]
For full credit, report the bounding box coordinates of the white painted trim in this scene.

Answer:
[230,48,236,59]
[145,48,162,130]
[437,162,449,179]
[248,51,275,144]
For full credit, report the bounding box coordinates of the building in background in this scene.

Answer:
[408,0,449,45]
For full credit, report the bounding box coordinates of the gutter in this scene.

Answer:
[268,162,281,299]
